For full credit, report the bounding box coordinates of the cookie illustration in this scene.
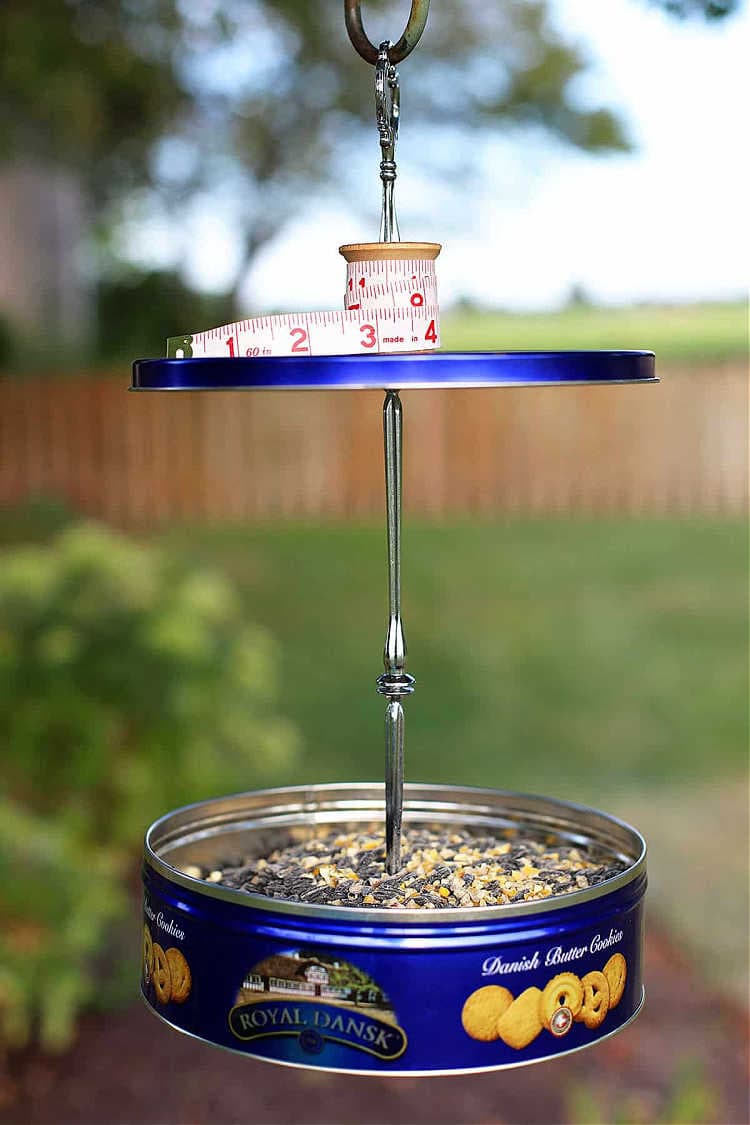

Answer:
[577,970,610,1029]
[152,942,172,1005]
[461,985,514,1042]
[166,947,192,1004]
[603,952,627,1008]
[142,924,153,984]
[539,972,583,1029]
[496,986,544,1050]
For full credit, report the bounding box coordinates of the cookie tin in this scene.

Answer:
[141,783,646,1075]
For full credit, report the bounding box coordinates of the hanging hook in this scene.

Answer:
[375,41,400,241]
[344,0,430,65]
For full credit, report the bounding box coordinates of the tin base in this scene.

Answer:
[141,784,647,1075]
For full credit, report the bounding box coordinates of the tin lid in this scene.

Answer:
[131,350,656,392]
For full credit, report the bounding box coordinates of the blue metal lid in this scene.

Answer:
[131,350,656,391]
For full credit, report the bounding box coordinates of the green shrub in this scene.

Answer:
[0,524,299,1049]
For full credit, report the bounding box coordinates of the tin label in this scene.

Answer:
[227,948,407,1061]
[141,869,644,1073]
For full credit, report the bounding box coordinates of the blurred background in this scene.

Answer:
[0,2,747,1124]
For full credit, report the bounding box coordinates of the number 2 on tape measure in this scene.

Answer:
[290,327,309,353]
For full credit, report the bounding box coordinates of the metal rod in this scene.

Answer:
[377,390,414,874]
[384,391,404,667]
[384,699,404,870]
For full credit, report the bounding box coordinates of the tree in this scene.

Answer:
[0,0,740,334]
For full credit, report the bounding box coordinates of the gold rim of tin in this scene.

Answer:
[339,242,442,262]
[144,783,647,925]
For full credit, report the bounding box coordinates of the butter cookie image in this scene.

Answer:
[152,942,172,1005]
[166,947,192,1004]
[539,972,583,1030]
[461,985,514,1042]
[142,924,153,985]
[603,952,626,1008]
[496,986,543,1050]
[577,970,610,1029]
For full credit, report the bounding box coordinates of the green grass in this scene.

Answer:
[441,301,747,365]
[162,518,747,808]
[3,507,744,805]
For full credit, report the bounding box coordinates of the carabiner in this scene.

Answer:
[344,0,430,65]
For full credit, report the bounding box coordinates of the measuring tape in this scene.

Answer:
[166,253,440,359]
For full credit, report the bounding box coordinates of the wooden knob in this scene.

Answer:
[339,241,442,263]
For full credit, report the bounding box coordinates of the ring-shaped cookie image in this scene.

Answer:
[166,947,192,1004]
[461,985,514,1042]
[539,972,583,1029]
[142,924,153,984]
[577,970,610,1029]
[152,942,172,1005]
[603,952,627,1008]
[496,986,544,1050]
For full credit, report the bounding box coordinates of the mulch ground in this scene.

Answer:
[1,927,747,1125]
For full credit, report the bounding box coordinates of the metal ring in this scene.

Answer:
[344,0,430,65]
[376,672,415,699]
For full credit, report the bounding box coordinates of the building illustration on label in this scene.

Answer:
[228,949,407,1061]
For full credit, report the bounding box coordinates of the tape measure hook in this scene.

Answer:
[344,0,430,65]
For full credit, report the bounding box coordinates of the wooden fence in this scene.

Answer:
[0,365,746,525]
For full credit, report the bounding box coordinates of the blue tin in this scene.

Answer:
[141,784,646,1075]
[131,350,656,392]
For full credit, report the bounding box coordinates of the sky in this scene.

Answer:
[151,0,749,312]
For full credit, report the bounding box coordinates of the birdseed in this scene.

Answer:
[180,825,629,909]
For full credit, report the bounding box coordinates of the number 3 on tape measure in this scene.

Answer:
[360,324,377,349]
